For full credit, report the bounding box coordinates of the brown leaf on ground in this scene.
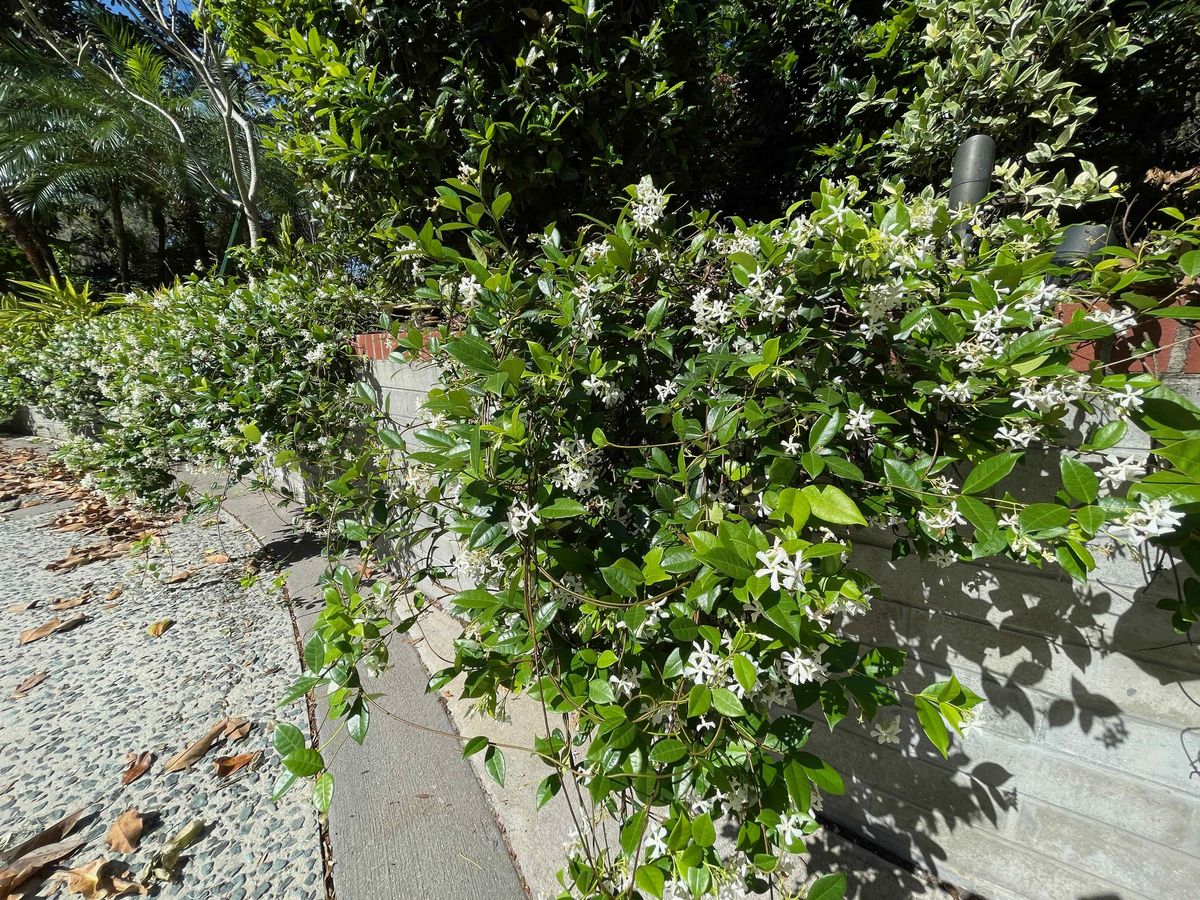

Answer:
[204,552,230,564]
[12,671,47,699]
[222,718,253,742]
[0,807,89,865]
[52,858,147,898]
[145,619,173,638]
[0,835,87,895]
[18,614,85,645]
[5,599,38,613]
[51,593,90,611]
[105,809,143,854]
[104,586,123,601]
[164,569,193,585]
[120,752,153,786]
[213,751,260,778]
[45,543,128,573]
[163,720,227,773]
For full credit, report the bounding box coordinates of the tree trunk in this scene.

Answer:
[0,191,52,281]
[181,195,210,267]
[151,202,168,283]
[109,181,130,289]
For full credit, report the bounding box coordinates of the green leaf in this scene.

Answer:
[535,773,561,809]
[635,864,666,897]
[462,736,489,758]
[271,771,299,801]
[783,759,811,812]
[732,655,758,693]
[540,498,587,519]
[649,738,688,765]
[347,702,369,744]
[278,676,321,707]
[801,485,867,526]
[692,812,716,848]
[312,772,334,813]
[601,559,643,597]
[1083,419,1126,452]
[484,746,506,786]
[1019,502,1071,533]
[883,458,922,493]
[273,722,306,758]
[773,488,811,529]
[589,679,616,704]
[962,453,1019,495]
[687,684,711,718]
[646,297,667,329]
[915,697,949,757]
[377,428,405,450]
[1180,249,1200,278]
[808,873,848,900]
[303,633,325,673]
[283,748,325,777]
[1060,456,1098,503]
[447,335,497,372]
[711,687,746,717]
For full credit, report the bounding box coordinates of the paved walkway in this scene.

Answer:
[0,441,323,899]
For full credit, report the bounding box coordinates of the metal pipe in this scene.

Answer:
[950,134,996,244]
[1052,224,1111,266]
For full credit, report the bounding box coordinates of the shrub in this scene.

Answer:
[289,176,1200,896]
[3,265,380,507]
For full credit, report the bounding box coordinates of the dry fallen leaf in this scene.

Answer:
[221,717,252,742]
[51,594,90,611]
[145,619,173,638]
[204,552,230,564]
[18,614,85,645]
[106,809,143,854]
[12,671,47,699]
[138,818,203,885]
[120,752,154,786]
[1,807,88,864]
[163,720,227,773]
[53,858,147,898]
[164,569,193,585]
[0,836,87,895]
[104,586,123,601]
[213,751,260,778]
[5,599,38,613]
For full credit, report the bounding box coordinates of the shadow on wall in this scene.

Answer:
[812,490,1200,898]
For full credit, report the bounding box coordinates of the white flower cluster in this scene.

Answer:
[630,175,668,230]
[855,279,906,339]
[550,438,599,495]
[1107,497,1185,546]
[581,372,624,407]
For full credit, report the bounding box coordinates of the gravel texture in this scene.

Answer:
[0,461,323,898]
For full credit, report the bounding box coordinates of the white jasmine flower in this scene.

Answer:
[996,421,1039,449]
[1098,455,1145,493]
[755,541,810,592]
[1086,306,1137,335]
[778,813,806,847]
[844,404,874,439]
[507,502,541,536]
[780,646,829,685]
[932,381,972,403]
[683,641,719,685]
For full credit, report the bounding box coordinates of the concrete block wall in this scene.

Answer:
[357,335,1200,900]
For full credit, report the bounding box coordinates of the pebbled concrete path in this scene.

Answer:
[0,439,322,899]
